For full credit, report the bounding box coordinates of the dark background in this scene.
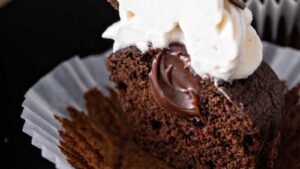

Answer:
[0,0,118,168]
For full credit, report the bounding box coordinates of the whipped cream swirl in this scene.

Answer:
[103,0,263,81]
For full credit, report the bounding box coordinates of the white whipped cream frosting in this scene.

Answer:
[103,0,263,81]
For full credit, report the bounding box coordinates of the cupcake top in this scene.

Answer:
[103,0,263,81]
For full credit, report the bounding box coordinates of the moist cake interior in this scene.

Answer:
[106,45,284,169]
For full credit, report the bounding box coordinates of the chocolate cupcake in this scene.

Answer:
[20,0,300,169]
[104,0,285,168]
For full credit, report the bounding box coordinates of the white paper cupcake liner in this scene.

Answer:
[21,51,114,169]
[263,42,300,88]
[21,42,299,169]
[246,0,300,39]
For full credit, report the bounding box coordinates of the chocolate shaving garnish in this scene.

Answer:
[149,44,202,117]
[229,0,246,9]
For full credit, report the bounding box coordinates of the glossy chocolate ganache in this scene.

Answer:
[149,44,202,117]
[149,43,284,124]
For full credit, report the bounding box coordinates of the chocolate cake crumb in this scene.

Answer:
[107,46,285,169]
[56,88,170,169]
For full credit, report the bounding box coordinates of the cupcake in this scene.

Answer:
[103,0,285,168]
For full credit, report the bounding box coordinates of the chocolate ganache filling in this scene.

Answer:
[149,44,203,117]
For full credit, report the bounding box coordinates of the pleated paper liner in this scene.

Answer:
[263,42,300,88]
[21,51,114,169]
[244,0,300,39]
[246,0,300,48]
[21,42,300,169]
